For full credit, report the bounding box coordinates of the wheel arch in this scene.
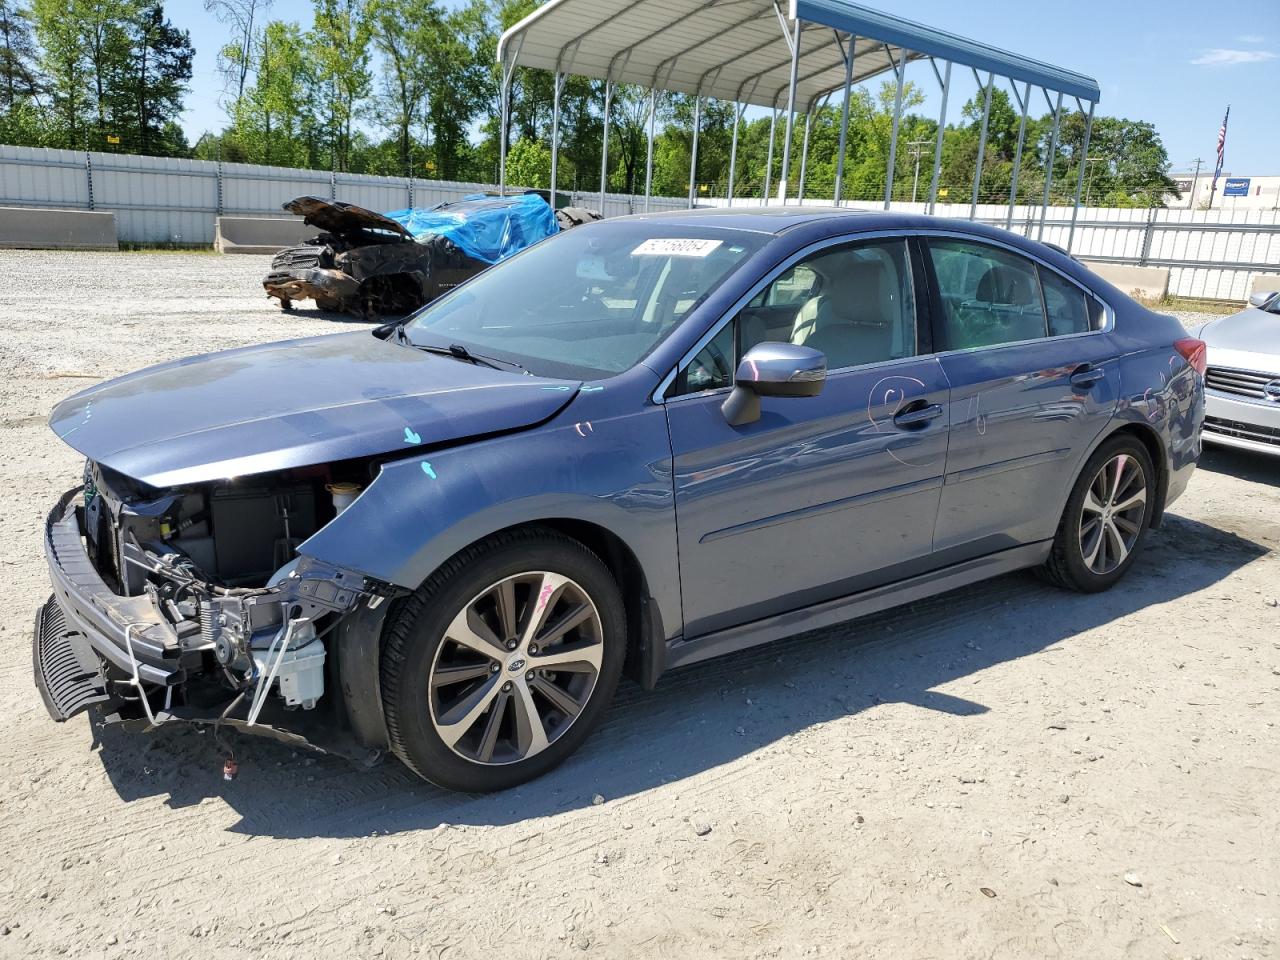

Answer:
[449,517,666,690]
[1087,420,1170,528]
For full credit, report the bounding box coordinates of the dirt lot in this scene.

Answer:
[0,250,1277,960]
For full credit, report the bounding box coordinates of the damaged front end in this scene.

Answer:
[34,460,397,762]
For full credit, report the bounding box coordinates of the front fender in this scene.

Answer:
[298,400,680,640]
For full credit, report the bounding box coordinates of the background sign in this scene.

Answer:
[1224,178,1251,197]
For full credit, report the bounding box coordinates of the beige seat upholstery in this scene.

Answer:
[790,257,897,369]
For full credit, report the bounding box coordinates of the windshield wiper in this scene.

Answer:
[384,322,529,374]
[415,341,528,374]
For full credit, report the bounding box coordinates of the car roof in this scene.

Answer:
[620,205,872,234]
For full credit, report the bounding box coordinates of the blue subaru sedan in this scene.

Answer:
[35,208,1205,791]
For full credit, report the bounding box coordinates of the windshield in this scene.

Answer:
[404,222,767,378]
[1264,293,1280,315]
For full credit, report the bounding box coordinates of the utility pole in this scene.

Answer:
[906,139,932,203]
[1084,156,1104,207]
[1186,157,1204,209]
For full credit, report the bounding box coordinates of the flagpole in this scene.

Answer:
[1209,104,1230,210]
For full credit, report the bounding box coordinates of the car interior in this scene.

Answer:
[682,240,916,392]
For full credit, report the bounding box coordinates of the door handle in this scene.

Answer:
[893,402,944,429]
[1070,364,1105,388]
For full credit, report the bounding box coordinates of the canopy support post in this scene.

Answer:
[1038,90,1064,240]
[1067,100,1095,253]
[497,33,524,194]
[549,70,565,208]
[884,46,905,209]
[644,89,656,211]
[833,32,855,206]
[599,79,614,208]
[727,102,746,206]
[763,108,778,202]
[969,70,993,220]
[778,17,802,203]
[927,59,951,214]
[687,95,703,208]
[797,107,813,202]
[1006,81,1031,228]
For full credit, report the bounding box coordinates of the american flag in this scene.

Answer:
[1212,106,1230,191]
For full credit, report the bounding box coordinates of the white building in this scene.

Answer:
[1167,171,1280,212]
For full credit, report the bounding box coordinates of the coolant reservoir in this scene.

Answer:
[326,481,361,513]
[251,620,326,709]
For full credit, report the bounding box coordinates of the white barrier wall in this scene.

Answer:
[0,144,686,247]
[705,196,1280,302]
[3,144,1277,300]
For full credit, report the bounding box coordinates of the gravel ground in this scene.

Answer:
[0,250,1278,960]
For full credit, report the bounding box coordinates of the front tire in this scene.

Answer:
[380,528,626,792]
[1040,434,1155,593]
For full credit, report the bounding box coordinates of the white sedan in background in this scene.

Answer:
[1198,291,1280,456]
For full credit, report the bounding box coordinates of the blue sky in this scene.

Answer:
[170,0,1279,174]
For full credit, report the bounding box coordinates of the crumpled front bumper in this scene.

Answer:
[33,489,386,764]
[262,267,359,304]
[37,488,186,717]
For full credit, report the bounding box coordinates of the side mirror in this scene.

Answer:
[1248,291,1276,308]
[721,342,826,426]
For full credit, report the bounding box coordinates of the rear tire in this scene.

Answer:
[1040,434,1155,593]
[380,528,626,792]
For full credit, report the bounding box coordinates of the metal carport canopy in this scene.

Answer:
[496,0,1100,110]
[497,0,1101,251]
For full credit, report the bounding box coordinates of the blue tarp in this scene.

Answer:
[383,193,559,265]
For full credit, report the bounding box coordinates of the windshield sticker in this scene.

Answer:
[631,238,722,257]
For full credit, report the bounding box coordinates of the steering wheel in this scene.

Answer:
[687,338,732,390]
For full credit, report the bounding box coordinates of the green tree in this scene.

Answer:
[118,2,191,155]
[425,0,493,181]
[0,0,42,109]
[368,0,437,176]
[505,135,548,188]
[31,0,92,144]
[309,0,370,171]
[204,0,273,110]
[224,18,316,165]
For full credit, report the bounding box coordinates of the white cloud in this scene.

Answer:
[1191,48,1277,66]
[1237,34,1266,43]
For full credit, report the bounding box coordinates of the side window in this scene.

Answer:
[672,239,918,396]
[1039,267,1092,336]
[928,239,1048,349]
[746,239,917,369]
[762,264,819,307]
[680,319,735,393]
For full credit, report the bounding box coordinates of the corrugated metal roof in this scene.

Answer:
[497,0,1100,109]
[796,0,1100,101]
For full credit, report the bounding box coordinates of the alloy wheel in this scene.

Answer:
[428,571,604,765]
[1078,453,1148,575]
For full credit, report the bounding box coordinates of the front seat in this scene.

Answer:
[792,258,894,369]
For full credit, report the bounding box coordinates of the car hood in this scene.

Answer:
[282,196,413,241]
[1199,306,1280,362]
[49,332,581,488]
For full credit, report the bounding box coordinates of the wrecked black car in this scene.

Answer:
[263,192,600,320]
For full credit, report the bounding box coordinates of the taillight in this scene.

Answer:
[1174,338,1207,376]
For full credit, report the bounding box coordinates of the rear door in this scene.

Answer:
[664,237,951,639]
[923,236,1119,557]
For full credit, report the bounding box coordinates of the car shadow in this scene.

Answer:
[1198,446,1280,487]
[89,514,1268,837]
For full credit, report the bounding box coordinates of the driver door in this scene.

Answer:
[663,237,951,639]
